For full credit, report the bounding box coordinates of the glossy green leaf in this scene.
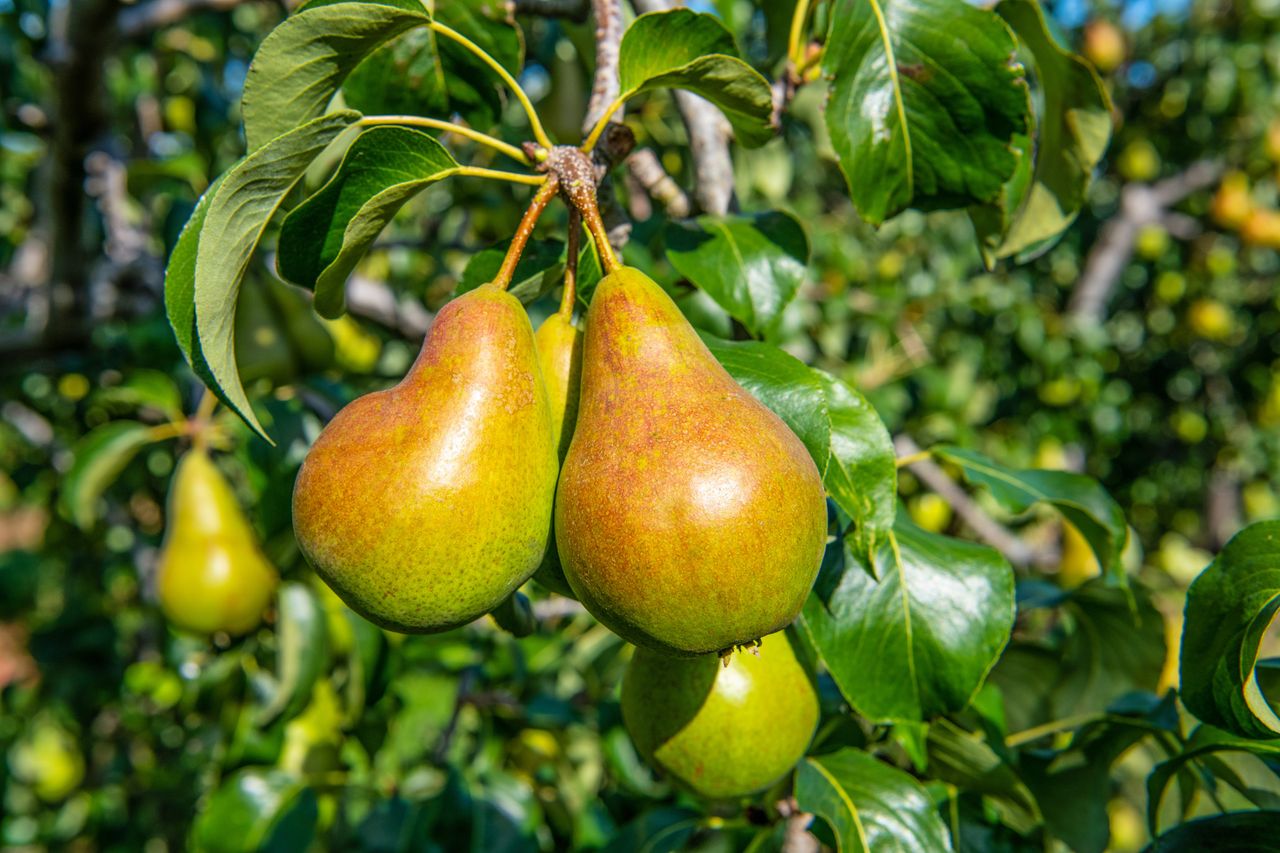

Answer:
[798,515,1015,722]
[795,748,953,852]
[191,767,317,853]
[59,422,156,530]
[240,0,428,152]
[257,583,329,727]
[934,445,1129,583]
[664,211,809,339]
[1181,520,1280,739]
[343,0,521,129]
[972,0,1113,263]
[617,9,774,148]
[817,370,896,555]
[277,126,462,318]
[701,335,830,474]
[822,0,1029,223]
[165,176,223,369]
[1141,812,1280,852]
[194,110,360,440]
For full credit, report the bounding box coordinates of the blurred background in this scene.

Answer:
[1,0,1278,849]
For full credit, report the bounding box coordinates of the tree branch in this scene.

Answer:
[627,149,691,217]
[582,0,624,138]
[630,0,736,216]
[1068,160,1223,323]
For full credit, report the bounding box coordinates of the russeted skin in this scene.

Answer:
[555,267,827,655]
[531,312,585,598]
[292,283,558,633]
[158,448,278,635]
[621,631,819,799]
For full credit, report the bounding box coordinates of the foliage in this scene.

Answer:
[2,0,1279,850]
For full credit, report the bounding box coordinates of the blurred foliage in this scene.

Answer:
[2,0,1280,850]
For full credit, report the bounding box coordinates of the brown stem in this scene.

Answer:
[545,145,620,274]
[560,209,582,318]
[493,178,560,290]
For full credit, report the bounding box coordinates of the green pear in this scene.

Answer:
[621,630,819,799]
[554,267,827,655]
[531,311,584,598]
[292,284,558,633]
[157,447,279,636]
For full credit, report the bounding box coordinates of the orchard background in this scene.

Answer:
[3,0,1280,850]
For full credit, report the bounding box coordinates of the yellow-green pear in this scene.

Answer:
[292,284,558,633]
[157,447,278,635]
[532,310,584,598]
[621,630,819,799]
[555,268,827,656]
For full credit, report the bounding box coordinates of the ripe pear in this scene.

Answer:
[621,630,819,799]
[555,267,827,655]
[292,284,558,633]
[157,447,279,636]
[531,310,584,598]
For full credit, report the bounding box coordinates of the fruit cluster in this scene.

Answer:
[287,264,828,797]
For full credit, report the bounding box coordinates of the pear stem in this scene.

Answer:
[358,116,531,165]
[559,209,582,318]
[544,145,621,275]
[493,176,561,291]
[787,0,815,69]
[428,22,554,150]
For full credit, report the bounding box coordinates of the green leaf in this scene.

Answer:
[1142,812,1280,853]
[257,583,329,727]
[240,0,429,153]
[191,767,317,853]
[1146,726,1280,839]
[664,211,809,339]
[821,0,1029,223]
[798,515,1015,722]
[816,370,896,554]
[1020,715,1162,853]
[165,175,223,369]
[972,0,1113,263]
[60,422,156,530]
[277,126,462,318]
[926,719,1041,835]
[701,335,831,474]
[456,238,568,304]
[1180,521,1280,740]
[343,0,521,129]
[617,9,774,148]
[194,110,360,440]
[934,445,1129,583]
[795,748,953,852]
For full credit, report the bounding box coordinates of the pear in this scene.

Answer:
[531,311,584,598]
[157,447,279,636]
[292,284,558,633]
[555,267,827,655]
[621,630,819,799]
